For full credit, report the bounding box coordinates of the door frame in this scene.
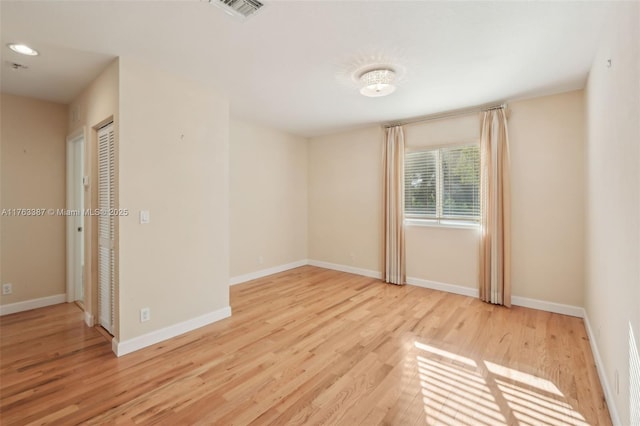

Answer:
[66,127,86,304]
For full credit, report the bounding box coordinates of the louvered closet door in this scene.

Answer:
[97,123,115,335]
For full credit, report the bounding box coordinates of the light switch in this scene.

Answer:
[140,210,150,224]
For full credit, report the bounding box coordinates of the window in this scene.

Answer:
[404,144,480,224]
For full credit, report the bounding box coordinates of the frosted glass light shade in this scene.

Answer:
[359,68,396,97]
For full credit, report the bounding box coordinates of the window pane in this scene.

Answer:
[404,151,436,216]
[441,145,480,218]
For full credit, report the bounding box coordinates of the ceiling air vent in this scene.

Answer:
[210,0,264,19]
[6,61,29,71]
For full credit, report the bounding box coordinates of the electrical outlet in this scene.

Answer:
[258,255,264,265]
[2,283,12,295]
[140,307,150,322]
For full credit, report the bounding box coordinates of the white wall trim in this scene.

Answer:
[112,306,232,357]
[511,295,584,318]
[406,276,479,298]
[307,259,382,279]
[583,312,621,426]
[0,294,67,316]
[84,311,94,327]
[66,128,86,304]
[230,259,309,286]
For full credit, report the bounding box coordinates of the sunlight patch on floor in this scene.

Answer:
[415,343,505,425]
[484,361,563,396]
[496,379,588,426]
[415,341,589,426]
[415,341,477,368]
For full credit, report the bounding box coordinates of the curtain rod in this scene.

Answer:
[383,102,506,129]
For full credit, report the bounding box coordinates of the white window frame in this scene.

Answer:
[404,141,480,228]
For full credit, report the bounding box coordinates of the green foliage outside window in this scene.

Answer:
[405,144,479,221]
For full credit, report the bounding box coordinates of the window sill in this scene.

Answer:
[404,219,479,230]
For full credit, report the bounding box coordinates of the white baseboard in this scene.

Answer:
[230,259,309,286]
[84,311,94,327]
[0,294,66,316]
[406,276,479,298]
[583,312,621,425]
[407,277,584,318]
[406,279,584,318]
[112,306,232,357]
[511,295,584,318]
[307,259,382,279]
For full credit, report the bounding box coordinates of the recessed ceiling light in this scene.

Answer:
[7,43,39,56]
[359,68,396,97]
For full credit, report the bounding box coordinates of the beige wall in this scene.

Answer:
[308,91,586,307]
[405,113,480,288]
[67,58,119,323]
[585,2,639,423]
[308,126,383,272]
[406,226,479,288]
[509,91,585,305]
[306,118,480,287]
[230,119,307,277]
[68,59,119,134]
[0,94,68,304]
[118,57,229,342]
[404,113,479,148]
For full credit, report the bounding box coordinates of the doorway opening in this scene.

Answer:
[66,130,85,305]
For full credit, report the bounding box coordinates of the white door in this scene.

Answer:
[66,133,85,303]
[97,123,115,335]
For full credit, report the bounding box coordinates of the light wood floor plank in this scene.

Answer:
[0,266,611,425]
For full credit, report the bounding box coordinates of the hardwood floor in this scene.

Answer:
[0,266,610,425]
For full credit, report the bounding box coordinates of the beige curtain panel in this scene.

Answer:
[479,108,512,306]
[383,126,406,285]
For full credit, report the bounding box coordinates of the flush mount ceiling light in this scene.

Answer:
[359,68,396,97]
[7,43,39,56]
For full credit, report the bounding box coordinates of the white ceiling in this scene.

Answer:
[1,1,613,137]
